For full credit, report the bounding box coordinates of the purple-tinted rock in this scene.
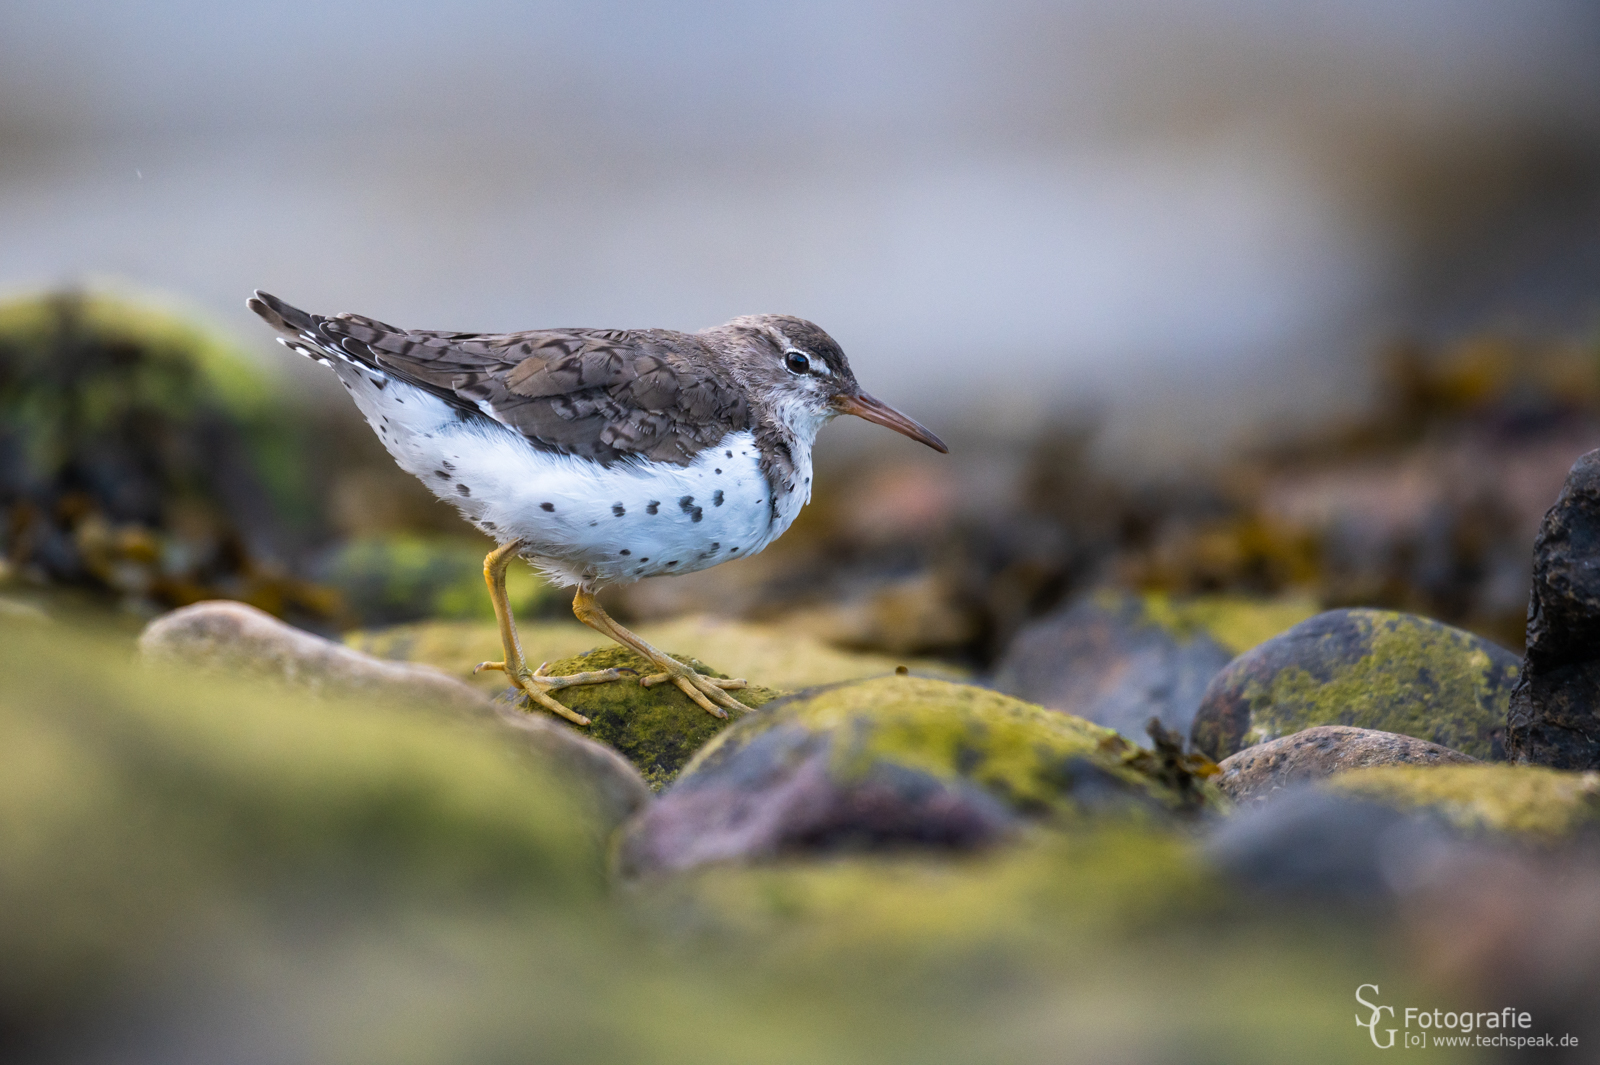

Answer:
[1217,725,1477,805]
[992,593,1234,743]
[616,675,1227,877]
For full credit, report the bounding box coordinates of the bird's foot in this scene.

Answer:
[634,656,750,719]
[474,659,635,727]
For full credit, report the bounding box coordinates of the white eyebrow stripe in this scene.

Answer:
[782,345,832,376]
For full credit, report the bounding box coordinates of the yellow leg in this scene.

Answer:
[473,541,632,726]
[571,585,752,719]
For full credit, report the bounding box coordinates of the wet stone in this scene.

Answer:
[615,676,1226,877]
[1189,608,1518,762]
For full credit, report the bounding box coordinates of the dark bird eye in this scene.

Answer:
[785,351,810,375]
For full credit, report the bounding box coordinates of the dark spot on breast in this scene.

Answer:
[712,490,724,506]
[620,549,630,556]
[541,502,555,512]
[612,503,626,517]
[666,560,678,567]
[456,484,471,497]
[730,546,740,553]
[482,521,496,530]
[680,496,703,523]
[710,542,719,550]
[588,520,597,527]
[443,461,455,471]
[434,470,448,479]
[714,468,722,475]
[725,450,733,458]
[804,476,810,484]
[639,557,649,562]
[394,396,404,404]
[646,501,659,515]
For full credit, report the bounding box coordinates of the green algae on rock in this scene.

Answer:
[1322,764,1600,840]
[617,676,1226,876]
[529,645,782,791]
[1190,609,1518,762]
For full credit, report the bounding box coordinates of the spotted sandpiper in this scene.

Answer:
[248,291,947,723]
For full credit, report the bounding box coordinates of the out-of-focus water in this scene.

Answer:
[2,0,1598,458]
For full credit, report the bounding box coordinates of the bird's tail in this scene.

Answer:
[247,289,358,372]
[247,290,318,338]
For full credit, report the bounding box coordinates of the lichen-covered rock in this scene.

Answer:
[1507,449,1600,769]
[1189,608,1518,762]
[616,676,1226,876]
[347,613,965,695]
[140,600,652,828]
[993,591,1317,743]
[1216,725,1476,805]
[1323,764,1600,841]
[533,645,782,790]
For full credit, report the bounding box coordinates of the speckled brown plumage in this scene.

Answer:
[253,291,754,468]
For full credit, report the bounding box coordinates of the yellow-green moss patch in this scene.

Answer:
[683,676,1226,820]
[1121,591,1321,656]
[531,645,782,790]
[1324,764,1600,839]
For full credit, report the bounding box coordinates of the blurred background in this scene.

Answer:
[4,0,1600,657]
[9,5,1600,1063]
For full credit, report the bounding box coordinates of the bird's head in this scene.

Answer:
[705,314,947,453]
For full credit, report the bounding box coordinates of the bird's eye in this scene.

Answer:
[785,351,810,375]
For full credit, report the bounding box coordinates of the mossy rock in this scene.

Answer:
[617,676,1225,875]
[529,645,782,790]
[1190,609,1518,762]
[347,614,965,695]
[1322,764,1600,841]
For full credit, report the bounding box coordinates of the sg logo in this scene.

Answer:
[1356,985,1398,1048]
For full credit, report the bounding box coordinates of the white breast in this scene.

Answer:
[333,363,799,587]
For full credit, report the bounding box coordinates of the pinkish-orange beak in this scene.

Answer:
[831,392,948,453]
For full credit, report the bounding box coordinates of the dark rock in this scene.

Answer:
[615,676,1226,877]
[993,592,1240,743]
[1190,608,1518,762]
[1216,725,1476,805]
[1508,449,1600,768]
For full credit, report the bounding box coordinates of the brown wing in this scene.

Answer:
[320,313,751,467]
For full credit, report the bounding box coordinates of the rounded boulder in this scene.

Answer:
[1189,609,1518,762]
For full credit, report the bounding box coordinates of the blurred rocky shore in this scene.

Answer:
[8,291,1600,1062]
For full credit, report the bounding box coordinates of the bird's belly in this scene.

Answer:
[429,423,780,585]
